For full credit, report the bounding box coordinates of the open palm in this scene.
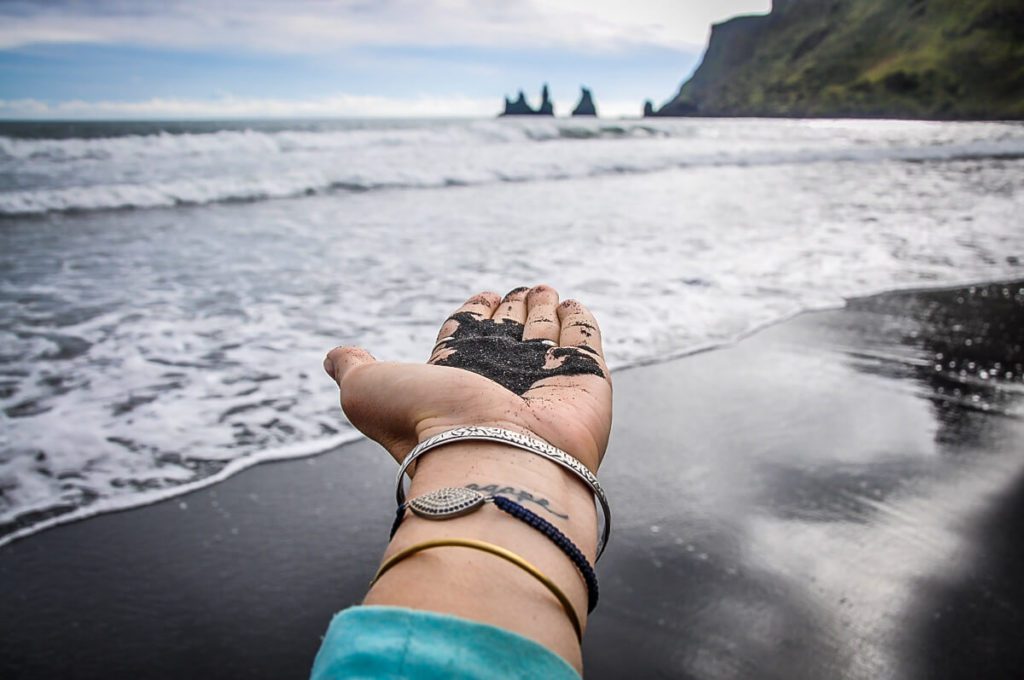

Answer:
[324,286,612,473]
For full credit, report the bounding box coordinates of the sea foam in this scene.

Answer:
[2,118,1023,216]
[1,117,1022,546]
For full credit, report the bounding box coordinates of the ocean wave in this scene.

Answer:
[3,136,1023,216]
[4,117,1017,164]
[2,277,1021,550]
[1,120,1022,547]
[0,120,669,164]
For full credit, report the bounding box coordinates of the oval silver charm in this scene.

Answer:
[408,487,486,520]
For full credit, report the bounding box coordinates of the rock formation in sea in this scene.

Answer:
[571,87,597,116]
[537,84,554,115]
[650,0,1024,120]
[500,84,555,116]
[502,91,533,116]
[642,100,655,118]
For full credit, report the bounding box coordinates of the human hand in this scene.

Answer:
[323,286,612,472]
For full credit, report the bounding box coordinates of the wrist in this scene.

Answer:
[370,441,598,668]
[407,441,598,557]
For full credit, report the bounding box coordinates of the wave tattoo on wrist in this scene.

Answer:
[466,482,570,519]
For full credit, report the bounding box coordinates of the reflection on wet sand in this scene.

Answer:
[846,282,1023,442]
[0,281,1020,680]
[850,283,1024,680]
[588,281,1023,680]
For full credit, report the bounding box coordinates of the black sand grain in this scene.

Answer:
[433,311,606,395]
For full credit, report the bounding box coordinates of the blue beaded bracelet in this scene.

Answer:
[390,487,599,613]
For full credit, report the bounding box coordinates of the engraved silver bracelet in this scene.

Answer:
[394,426,610,559]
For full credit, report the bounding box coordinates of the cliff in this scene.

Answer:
[654,0,1024,120]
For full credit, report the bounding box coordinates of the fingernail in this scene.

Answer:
[323,355,336,382]
[502,286,529,301]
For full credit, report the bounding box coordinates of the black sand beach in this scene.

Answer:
[2,280,1022,680]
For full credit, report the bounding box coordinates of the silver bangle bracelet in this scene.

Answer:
[394,425,610,560]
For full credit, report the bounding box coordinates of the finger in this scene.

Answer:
[557,299,604,356]
[522,284,561,342]
[434,291,502,345]
[493,286,529,326]
[324,346,377,386]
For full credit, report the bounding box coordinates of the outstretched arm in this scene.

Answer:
[323,285,612,672]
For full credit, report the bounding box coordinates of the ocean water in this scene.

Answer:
[1,116,1022,546]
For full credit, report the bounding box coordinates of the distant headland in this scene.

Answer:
[645,0,1024,120]
[500,1,1023,121]
[499,85,599,117]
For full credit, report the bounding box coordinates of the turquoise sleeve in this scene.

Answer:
[311,605,581,680]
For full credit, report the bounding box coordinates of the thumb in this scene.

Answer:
[323,347,414,459]
[323,346,377,386]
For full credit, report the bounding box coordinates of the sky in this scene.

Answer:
[0,0,772,119]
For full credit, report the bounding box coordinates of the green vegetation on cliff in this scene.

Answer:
[657,0,1024,119]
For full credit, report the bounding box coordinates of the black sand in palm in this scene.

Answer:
[433,312,606,396]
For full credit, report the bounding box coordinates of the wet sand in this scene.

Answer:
[1,281,1022,680]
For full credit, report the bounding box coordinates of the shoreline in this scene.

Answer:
[613,274,1024,373]
[2,278,1022,679]
[3,274,1022,551]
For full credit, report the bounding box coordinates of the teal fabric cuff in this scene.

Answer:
[311,605,581,680]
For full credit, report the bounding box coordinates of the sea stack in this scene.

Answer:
[499,84,555,116]
[642,100,655,117]
[537,84,554,115]
[502,91,533,115]
[571,87,597,116]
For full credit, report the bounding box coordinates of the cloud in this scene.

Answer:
[0,93,501,119]
[0,93,648,119]
[0,0,771,54]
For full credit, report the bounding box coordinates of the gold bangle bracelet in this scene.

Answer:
[369,537,584,643]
